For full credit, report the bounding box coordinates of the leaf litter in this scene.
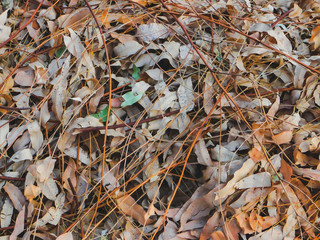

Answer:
[0,0,320,239]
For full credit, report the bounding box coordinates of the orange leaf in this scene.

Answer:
[310,25,320,50]
[249,147,263,162]
[272,130,292,145]
[210,231,227,240]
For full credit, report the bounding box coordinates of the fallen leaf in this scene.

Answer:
[116,192,153,225]
[3,182,26,211]
[9,206,25,240]
[272,130,292,145]
[215,158,256,200]
[0,198,13,228]
[310,25,320,50]
[211,145,239,162]
[0,10,11,44]
[0,120,9,150]
[113,41,143,59]
[194,137,213,166]
[235,172,271,189]
[27,120,43,151]
[138,23,170,42]
[57,232,73,240]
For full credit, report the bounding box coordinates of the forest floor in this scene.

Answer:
[0,0,320,239]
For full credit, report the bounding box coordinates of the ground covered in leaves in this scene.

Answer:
[1,0,320,239]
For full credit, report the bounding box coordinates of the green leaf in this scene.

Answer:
[55,46,66,58]
[132,64,140,80]
[121,91,143,107]
[272,172,282,183]
[91,106,110,122]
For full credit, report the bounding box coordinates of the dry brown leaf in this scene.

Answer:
[159,220,178,240]
[272,130,293,145]
[60,8,90,30]
[194,137,213,166]
[24,184,41,200]
[267,27,292,54]
[224,218,241,240]
[215,158,256,200]
[280,158,293,182]
[291,178,312,209]
[9,206,25,240]
[210,231,227,240]
[249,147,264,163]
[310,25,320,50]
[87,79,104,113]
[199,211,220,240]
[235,211,254,234]
[267,95,280,120]
[249,225,283,240]
[117,193,153,225]
[33,193,65,227]
[294,148,318,166]
[248,210,278,233]
[3,182,26,211]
